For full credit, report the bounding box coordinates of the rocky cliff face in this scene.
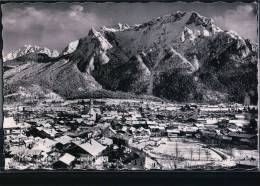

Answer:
[3,11,258,103]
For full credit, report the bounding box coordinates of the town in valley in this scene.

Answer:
[4,96,258,170]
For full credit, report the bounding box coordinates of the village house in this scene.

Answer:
[97,136,113,146]
[228,132,257,147]
[135,127,151,136]
[113,133,133,146]
[166,129,180,138]
[66,139,107,162]
[4,117,29,145]
[129,156,161,170]
[53,153,76,169]
[200,130,217,143]
[103,127,117,138]
[4,117,21,139]
[54,135,74,150]
[34,127,59,139]
[149,125,165,137]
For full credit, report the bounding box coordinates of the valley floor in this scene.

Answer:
[3,98,258,170]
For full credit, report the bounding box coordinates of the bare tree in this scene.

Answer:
[190,148,194,160]
[175,142,179,159]
[198,148,201,161]
[205,149,210,161]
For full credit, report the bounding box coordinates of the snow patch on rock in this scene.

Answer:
[63,40,79,55]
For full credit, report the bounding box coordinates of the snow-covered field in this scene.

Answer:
[130,137,228,169]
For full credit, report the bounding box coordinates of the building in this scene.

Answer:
[4,117,20,138]
[103,127,117,138]
[54,135,74,150]
[66,139,106,161]
[53,153,76,169]
[166,129,180,138]
[98,137,113,146]
[130,156,161,170]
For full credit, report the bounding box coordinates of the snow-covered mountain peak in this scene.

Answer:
[62,40,79,55]
[101,23,131,33]
[114,23,131,31]
[88,27,99,36]
[186,12,213,26]
[88,27,112,51]
[3,45,59,62]
[3,11,258,104]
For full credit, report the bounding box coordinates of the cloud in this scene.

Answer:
[2,5,109,54]
[2,3,258,55]
[213,4,258,41]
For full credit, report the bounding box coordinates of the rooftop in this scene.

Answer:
[59,153,76,166]
[78,139,106,157]
[4,117,18,129]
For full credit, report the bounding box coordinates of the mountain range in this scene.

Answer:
[3,11,258,104]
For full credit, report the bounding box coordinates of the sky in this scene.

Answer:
[1,2,258,55]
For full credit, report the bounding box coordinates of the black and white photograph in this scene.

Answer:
[1,1,259,171]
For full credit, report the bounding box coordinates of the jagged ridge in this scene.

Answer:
[3,11,258,103]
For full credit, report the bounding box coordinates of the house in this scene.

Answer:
[120,126,128,133]
[228,132,257,146]
[35,127,58,139]
[66,139,106,161]
[103,127,117,138]
[130,156,161,170]
[166,129,180,138]
[194,123,205,128]
[54,135,74,150]
[149,126,165,137]
[235,114,246,120]
[229,119,250,127]
[53,153,76,169]
[200,130,217,143]
[135,127,151,136]
[146,121,158,125]
[215,134,232,147]
[206,118,218,125]
[98,137,113,146]
[113,133,133,146]
[129,127,136,134]
[4,117,20,137]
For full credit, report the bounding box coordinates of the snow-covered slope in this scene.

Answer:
[3,11,258,103]
[3,45,59,62]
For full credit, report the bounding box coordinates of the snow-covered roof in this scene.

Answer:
[98,137,113,146]
[166,129,180,133]
[55,135,73,145]
[146,121,157,125]
[36,127,58,137]
[4,117,18,129]
[78,139,106,157]
[32,138,57,152]
[229,119,250,127]
[59,153,75,166]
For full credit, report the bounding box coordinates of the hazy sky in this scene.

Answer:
[2,2,258,55]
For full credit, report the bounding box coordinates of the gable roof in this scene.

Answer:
[78,139,106,157]
[55,135,73,145]
[59,153,75,166]
[228,132,256,139]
